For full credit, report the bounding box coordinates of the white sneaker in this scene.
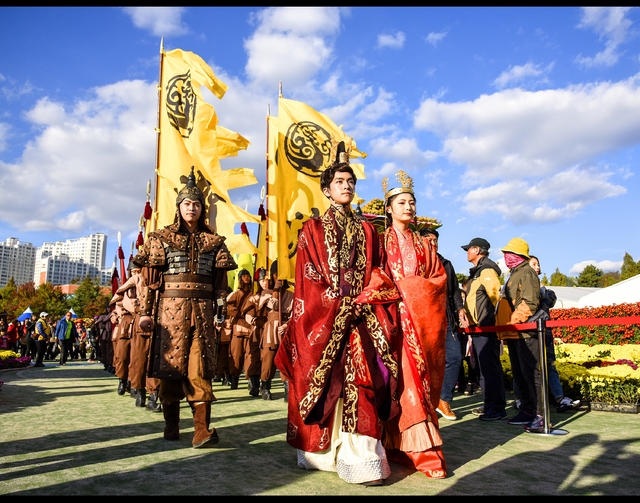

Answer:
[557,396,578,412]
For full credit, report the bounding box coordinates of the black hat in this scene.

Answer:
[461,237,490,251]
[238,269,251,279]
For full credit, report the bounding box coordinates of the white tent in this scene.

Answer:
[578,275,640,308]
[548,287,600,309]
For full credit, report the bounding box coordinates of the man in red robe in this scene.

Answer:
[275,141,400,486]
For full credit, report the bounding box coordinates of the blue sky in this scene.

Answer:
[1,7,639,279]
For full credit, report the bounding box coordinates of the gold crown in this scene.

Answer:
[382,170,414,203]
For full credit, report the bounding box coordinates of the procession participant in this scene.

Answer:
[121,259,162,411]
[136,167,236,448]
[112,285,133,396]
[254,267,293,400]
[96,308,114,374]
[226,269,261,395]
[380,172,448,478]
[215,289,232,387]
[275,140,400,486]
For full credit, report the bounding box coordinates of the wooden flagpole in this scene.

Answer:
[151,37,165,232]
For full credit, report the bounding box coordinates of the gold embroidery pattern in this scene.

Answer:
[298,298,352,417]
[362,306,398,378]
[321,208,367,296]
[342,336,358,433]
[321,212,339,291]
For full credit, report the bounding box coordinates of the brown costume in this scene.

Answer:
[121,268,162,411]
[254,279,293,399]
[111,292,132,395]
[134,168,237,447]
[226,269,261,395]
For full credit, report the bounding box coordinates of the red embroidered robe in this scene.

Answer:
[383,227,447,447]
[275,207,400,452]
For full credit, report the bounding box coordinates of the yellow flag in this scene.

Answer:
[269,97,367,282]
[154,48,260,251]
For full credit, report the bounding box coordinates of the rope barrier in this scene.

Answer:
[461,316,640,334]
[457,315,639,436]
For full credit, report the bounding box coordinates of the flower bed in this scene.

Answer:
[0,350,31,370]
[550,302,640,345]
[500,342,640,405]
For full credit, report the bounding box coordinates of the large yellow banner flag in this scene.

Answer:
[154,47,260,251]
[267,97,367,282]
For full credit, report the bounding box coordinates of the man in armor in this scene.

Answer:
[135,167,237,448]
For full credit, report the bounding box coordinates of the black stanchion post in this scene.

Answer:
[538,318,551,433]
[532,317,568,436]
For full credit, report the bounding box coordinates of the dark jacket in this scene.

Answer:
[496,260,540,339]
[438,253,465,331]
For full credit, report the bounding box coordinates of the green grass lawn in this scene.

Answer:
[1,361,639,495]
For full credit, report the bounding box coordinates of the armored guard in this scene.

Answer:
[135,167,237,448]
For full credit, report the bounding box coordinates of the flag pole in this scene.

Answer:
[151,37,165,232]
[264,102,271,272]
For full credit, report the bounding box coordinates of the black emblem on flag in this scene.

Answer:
[283,121,332,178]
[166,71,196,138]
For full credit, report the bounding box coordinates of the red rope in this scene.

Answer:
[461,316,640,334]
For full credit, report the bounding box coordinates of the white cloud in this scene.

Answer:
[369,136,438,174]
[575,7,634,68]
[0,80,157,235]
[493,62,554,89]
[425,30,448,47]
[461,167,626,225]
[377,31,406,49]
[123,7,189,37]
[569,259,624,274]
[413,74,640,185]
[411,74,640,223]
[1,78,36,102]
[55,211,86,231]
[244,7,341,88]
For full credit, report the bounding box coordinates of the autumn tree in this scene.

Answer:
[33,283,69,321]
[69,275,110,319]
[0,278,19,319]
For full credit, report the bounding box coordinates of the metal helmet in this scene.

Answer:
[176,166,205,206]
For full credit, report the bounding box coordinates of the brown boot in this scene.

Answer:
[163,401,180,440]
[191,402,219,448]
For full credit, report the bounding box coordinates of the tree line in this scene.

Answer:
[0,275,111,323]
[545,252,640,288]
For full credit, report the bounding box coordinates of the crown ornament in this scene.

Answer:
[383,170,414,203]
[329,137,353,165]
